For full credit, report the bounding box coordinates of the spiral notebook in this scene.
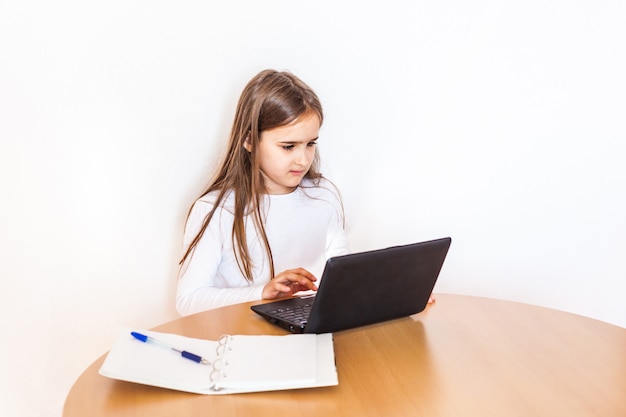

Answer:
[99,329,337,394]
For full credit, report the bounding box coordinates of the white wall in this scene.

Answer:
[1,1,624,416]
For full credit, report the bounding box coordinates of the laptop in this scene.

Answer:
[251,237,451,334]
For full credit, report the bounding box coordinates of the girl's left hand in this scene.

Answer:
[262,268,318,300]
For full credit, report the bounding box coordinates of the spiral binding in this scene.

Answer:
[209,334,233,391]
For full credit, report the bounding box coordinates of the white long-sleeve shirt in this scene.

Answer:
[176,178,349,316]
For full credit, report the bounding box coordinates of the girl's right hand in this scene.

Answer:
[262,268,318,300]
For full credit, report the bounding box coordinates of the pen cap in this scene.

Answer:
[131,332,149,342]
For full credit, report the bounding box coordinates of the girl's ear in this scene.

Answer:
[243,135,252,152]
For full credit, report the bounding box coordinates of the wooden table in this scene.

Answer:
[63,294,626,417]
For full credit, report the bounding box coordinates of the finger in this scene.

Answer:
[276,270,316,286]
[277,280,314,295]
[285,280,316,293]
[282,275,317,292]
[288,268,317,282]
[291,270,318,288]
[296,278,317,291]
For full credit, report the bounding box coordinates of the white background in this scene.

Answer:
[1,1,624,416]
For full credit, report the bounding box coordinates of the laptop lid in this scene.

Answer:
[251,237,451,334]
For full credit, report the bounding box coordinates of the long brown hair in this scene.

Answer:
[180,69,324,282]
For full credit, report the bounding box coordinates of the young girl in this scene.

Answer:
[176,70,349,316]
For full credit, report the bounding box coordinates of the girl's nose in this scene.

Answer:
[295,148,310,165]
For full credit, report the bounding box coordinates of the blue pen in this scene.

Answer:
[130,331,210,365]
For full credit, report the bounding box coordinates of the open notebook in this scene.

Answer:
[99,329,337,394]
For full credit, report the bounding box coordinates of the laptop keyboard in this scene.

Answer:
[267,301,313,325]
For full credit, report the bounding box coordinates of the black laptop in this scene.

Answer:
[251,237,451,334]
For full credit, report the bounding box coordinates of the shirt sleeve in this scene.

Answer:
[324,185,350,259]
[326,223,349,259]
[175,199,264,316]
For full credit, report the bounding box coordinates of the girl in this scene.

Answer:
[176,70,349,316]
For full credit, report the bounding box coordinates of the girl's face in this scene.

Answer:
[252,112,320,194]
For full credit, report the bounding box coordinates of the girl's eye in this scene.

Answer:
[281,142,316,151]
